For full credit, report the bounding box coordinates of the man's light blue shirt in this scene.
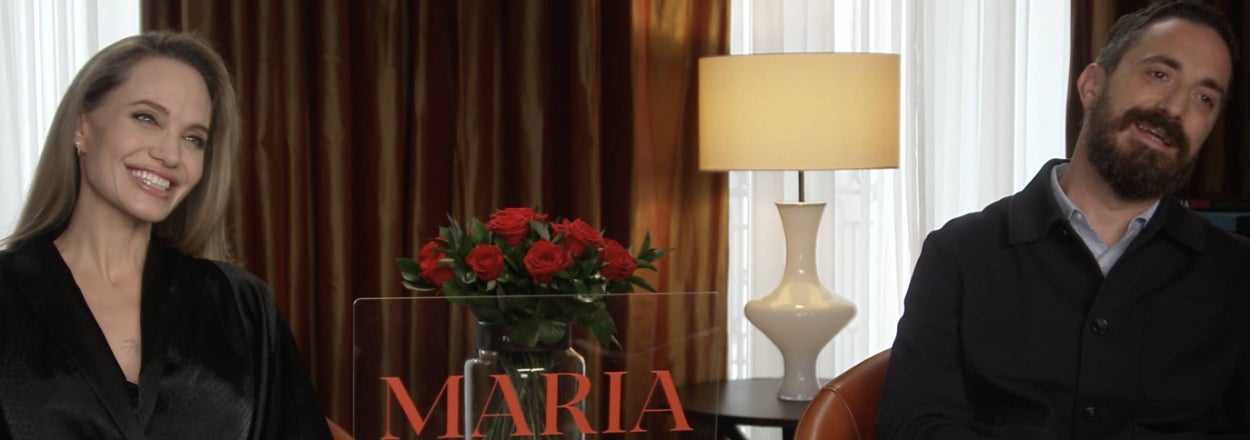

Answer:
[1049,163,1159,275]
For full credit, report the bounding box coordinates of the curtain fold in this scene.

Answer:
[143,0,727,433]
[624,1,729,433]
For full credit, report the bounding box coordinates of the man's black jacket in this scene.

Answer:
[879,159,1250,440]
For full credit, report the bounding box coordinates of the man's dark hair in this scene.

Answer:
[1095,0,1239,74]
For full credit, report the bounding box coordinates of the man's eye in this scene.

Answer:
[1150,71,1168,80]
[1199,94,1216,108]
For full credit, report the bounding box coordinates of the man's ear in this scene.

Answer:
[1076,63,1105,109]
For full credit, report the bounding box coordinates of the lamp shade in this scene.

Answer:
[698,53,900,171]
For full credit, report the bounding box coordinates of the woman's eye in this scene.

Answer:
[183,135,207,149]
[133,112,157,124]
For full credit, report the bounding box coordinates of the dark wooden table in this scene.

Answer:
[676,378,814,439]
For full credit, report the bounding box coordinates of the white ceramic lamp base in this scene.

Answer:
[746,202,856,401]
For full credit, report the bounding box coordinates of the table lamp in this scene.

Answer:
[698,53,899,401]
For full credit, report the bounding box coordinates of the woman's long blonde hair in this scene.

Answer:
[2,32,240,261]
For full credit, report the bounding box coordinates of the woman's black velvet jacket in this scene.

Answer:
[0,233,330,439]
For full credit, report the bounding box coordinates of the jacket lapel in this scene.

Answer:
[1008,159,1071,246]
[9,235,147,439]
[135,239,176,426]
[1103,198,1207,307]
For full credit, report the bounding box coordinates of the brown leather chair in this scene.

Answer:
[793,349,892,440]
[327,417,353,440]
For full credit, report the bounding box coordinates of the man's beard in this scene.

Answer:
[1084,97,1199,201]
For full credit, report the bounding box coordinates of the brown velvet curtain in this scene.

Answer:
[143,0,727,433]
[1067,0,1250,198]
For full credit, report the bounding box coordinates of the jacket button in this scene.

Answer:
[1082,406,1100,422]
[1091,318,1110,335]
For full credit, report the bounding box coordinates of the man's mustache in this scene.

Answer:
[1116,107,1188,152]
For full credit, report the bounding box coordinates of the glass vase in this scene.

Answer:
[464,322,587,440]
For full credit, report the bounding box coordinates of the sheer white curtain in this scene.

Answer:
[726,0,1070,393]
[0,0,140,237]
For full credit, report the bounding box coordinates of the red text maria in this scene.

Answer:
[380,370,693,438]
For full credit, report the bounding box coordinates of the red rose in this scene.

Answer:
[598,239,637,282]
[486,207,548,246]
[418,239,443,261]
[466,244,505,281]
[418,240,453,285]
[552,218,604,257]
[523,239,572,284]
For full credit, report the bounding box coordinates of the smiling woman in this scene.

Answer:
[75,57,210,228]
[0,32,331,439]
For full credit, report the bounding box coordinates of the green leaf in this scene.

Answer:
[509,319,542,347]
[536,320,569,345]
[504,252,526,272]
[447,215,464,248]
[495,272,514,285]
[442,280,467,297]
[626,275,657,292]
[513,278,534,293]
[467,297,505,323]
[469,219,490,245]
[396,258,422,282]
[402,280,435,291]
[571,279,588,294]
[638,246,672,263]
[639,231,652,256]
[532,219,551,241]
[446,213,462,231]
[499,295,538,318]
[585,281,606,294]
[584,308,616,347]
[579,256,599,274]
[604,280,629,293]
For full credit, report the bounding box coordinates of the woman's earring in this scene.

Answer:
[74,140,83,157]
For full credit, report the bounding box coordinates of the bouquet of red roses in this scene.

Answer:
[398,207,669,348]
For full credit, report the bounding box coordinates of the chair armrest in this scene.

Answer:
[794,349,892,440]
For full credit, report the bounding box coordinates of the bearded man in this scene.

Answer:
[878,1,1250,438]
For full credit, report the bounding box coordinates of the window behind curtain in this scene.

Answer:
[0,0,140,237]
